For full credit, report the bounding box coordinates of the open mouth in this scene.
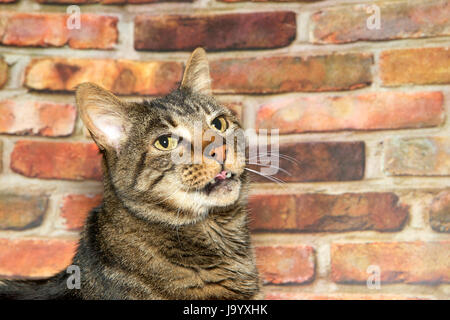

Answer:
[203,170,236,195]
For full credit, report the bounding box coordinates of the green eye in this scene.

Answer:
[211,116,228,133]
[154,136,178,151]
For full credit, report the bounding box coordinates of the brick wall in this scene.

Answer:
[0,0,448,300]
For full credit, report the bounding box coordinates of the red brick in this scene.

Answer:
[0,58,7,89]
[430,189,450,233]
[380,47,450,86]
[0,238,76,279]
[384,137,450,176]
[247,141,365,183]
[210,53,372,94]
[24,58,183,96]
[249,193,408,232]
[266,292,430,300]
[311,0,450,44]
[256,92,444,134]
[69,14,118,49]
[59,194,102,230]
[0,194,48,230]
[331,241,450,284]
[0,13,118,49]
[36,0,93,2]
[255,245,315,284]
[220,0,321,2]
[0,100,76,137]
[37,0,191,3]
[10,141,102,181]
[135,12,296,51]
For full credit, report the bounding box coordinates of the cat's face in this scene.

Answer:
[76,48,247,226]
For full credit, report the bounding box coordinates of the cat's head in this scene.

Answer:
[76,48,246,226]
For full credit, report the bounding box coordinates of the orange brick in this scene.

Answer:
[0,238,77,279]
[0,12,117,49]
[210,53,373,94]
[37,0,190,3]
[0,100,76,137]
[59,194,102,230]
[331,241,450,284]
[255,245,315,284]
[380,47,450,86]
[256,92,444,133]
[24,58,183,96]
[266,292,430,300]
[311,0,450,44]
[10,141,102,181]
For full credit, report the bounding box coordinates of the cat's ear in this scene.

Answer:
[181,47,212,95]
[76,82,130,151]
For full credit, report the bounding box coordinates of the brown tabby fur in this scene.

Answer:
[0,48,260,300]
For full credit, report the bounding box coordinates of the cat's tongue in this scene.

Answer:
[215,170,228,181]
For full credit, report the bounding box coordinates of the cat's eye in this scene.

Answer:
[154,135,178,151]
[211,116,228,133]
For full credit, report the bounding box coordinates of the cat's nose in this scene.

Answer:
[207,144,226,164]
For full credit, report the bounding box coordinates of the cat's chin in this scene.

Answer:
[169,178,241,216]
[201,177,241,207]
[192,179,241,208]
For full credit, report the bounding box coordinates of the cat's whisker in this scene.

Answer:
[277,153,301,165]
[264,174,286,185]
[245,163,292,176]
[244,168,286,185]
[246,153,300,165]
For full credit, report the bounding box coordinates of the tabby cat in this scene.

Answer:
[0,48,260,299]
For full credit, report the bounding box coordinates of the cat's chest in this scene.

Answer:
[102,214,259,299]
[157,221,259,299]
[175,219,249,261]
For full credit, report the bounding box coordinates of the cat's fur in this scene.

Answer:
[0,48,260,300]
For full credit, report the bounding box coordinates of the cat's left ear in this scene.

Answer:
[181,47,212,95]
[76,82,131,151]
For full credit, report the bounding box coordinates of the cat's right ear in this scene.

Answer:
[181,47,212,95]
[76,82,130,151]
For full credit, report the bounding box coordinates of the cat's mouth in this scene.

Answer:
[202,170,237,196]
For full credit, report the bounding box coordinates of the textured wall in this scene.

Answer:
[0,0,448,300]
